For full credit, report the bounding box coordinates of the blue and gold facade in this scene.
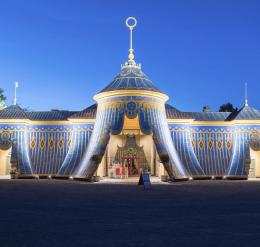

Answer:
[1,18,260,181]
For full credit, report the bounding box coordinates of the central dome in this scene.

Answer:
[98,17,162,95]
[99,66,161,93]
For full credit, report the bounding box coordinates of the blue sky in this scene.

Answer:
[0,0,259,112]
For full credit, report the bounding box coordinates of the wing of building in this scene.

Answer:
[1,18,260,181]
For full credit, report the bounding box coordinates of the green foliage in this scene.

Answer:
[0,88,6,102]
[202,105,211,112]
[219,103,238,113]
[0,88,6,109]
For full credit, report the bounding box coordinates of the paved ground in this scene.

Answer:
[1,179,260,247]
[100,176,162,184]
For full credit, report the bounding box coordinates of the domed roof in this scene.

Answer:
[99,66,161,93]
[98,17,162,94]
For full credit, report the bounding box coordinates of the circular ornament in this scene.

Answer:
[0,131,12,150]
[126,17,137,30]
[251,133,260,142]
[126,101,137,111]
[1,131,11,141]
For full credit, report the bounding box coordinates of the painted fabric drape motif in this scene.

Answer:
[139,104,188,178]
[227,126,260,176]
[190,128,233,176]
[56,126,92,175]
[170,126,205,176]
[0,126,33,175]
[74,104,125,178]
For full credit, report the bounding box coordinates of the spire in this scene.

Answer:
[121,17,141,69]
[13,81,19,105]
[244,82,248,107]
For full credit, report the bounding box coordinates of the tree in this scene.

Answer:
[202,105,211,112]
[0,88,6,102]
[219,103,237,113]
[0,88,6,109]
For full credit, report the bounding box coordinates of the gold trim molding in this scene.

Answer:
[93,90,169,103]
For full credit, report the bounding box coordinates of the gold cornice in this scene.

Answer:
[68,118,96,124]
[232,120,260,125]
[0,119,95,125]
[167,119,233,126]
[190,121,232,126]
[190,120,260,126]
[1,118,260,127]
[0,119,31,124]
[167,119,260,126]
[167,119,195,124]
[29,121,71,125]
[93,90,169,103]
[0,119,71,125]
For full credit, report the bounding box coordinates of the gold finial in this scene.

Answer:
[122,17,141,69]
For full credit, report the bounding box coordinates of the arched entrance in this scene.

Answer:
[115,135,148,177]
[96,115,162,179]
[248,147,260,178]
[0,147,12,176]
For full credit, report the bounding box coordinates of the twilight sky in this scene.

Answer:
[0,0,259,112]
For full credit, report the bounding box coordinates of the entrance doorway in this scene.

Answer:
[111,135,149,178]
[122,156,141,176]
[0,148,12,176]
[249,148,260,178]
